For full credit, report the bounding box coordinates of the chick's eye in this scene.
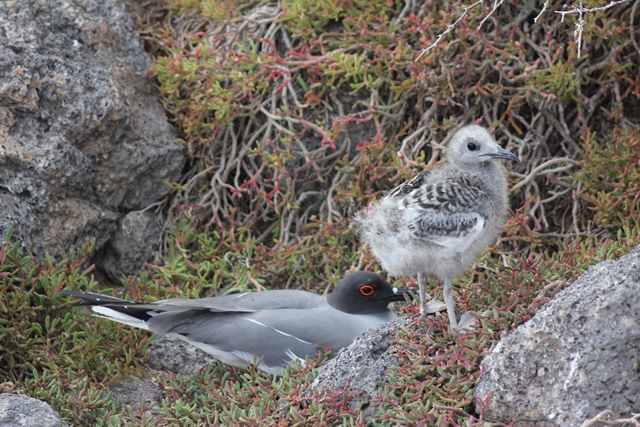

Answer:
[360,285,375,296]
[467,142,478,151]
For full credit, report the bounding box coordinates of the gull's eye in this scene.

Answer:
[467,142,478,151]
[360,285,375,296]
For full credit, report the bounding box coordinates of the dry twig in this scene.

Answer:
[556,0,633,58]
[415,0,483,60]
[579,410,640,427]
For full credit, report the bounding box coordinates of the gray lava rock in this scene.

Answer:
[148,335,218,374]
[475,246,640,426]
[0,0,184,277]
[0,393,63,427]
[109,378,164,420]
[94,210,164,279]
[310,315,425,421]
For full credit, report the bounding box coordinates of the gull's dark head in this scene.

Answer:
[327,271,409,315]
[446,125,520,168]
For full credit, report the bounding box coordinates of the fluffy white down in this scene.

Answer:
[355,196,500,281]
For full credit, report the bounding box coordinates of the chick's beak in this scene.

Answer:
[485,145,520,163]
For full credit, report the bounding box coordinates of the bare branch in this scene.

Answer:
[394,0,415,27]
[478,0,504,29]
[534,0,549,23]
[579,409,640,427]
[415,0,483,61]
[556,0,633,58]
[557,0,631,16]
[511,158,579,193]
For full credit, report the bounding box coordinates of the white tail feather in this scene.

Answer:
[91,306,149,330]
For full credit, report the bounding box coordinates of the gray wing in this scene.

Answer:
[60,289,327,317]
[145,290,325,313]
[147,308,366,368]
[403,175,488,215]
[401,175,490,245]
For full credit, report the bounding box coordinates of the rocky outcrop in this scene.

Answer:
[0,0,185,278]
[474,247,640,426]
[0,394,64,427]
[309,315,422,420]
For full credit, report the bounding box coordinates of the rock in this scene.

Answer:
[309,316,424,421]
[109,378,164,420]
[148,336,218,374]
[93,210,164,280]
[474,246,640,426]
[0,393,63,427]
[0,0,185,278]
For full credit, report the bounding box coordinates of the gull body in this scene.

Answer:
[59,271,408,375]
[353,125,519,329]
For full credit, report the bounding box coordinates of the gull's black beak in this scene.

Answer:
[384,286,413,303]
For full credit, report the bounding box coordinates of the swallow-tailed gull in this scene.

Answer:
[59,271,409,375]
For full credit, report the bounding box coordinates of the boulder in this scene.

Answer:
[0,0,185,278]
[475,247,640,426]
[0,393,64,427]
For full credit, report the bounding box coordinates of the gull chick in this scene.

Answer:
[352,125,519,330]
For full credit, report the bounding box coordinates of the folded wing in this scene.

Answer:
[399,175,490,250]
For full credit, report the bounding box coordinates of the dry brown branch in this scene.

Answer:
[511,158,579,193]
[540,109,583,156]
[534,280,567,301]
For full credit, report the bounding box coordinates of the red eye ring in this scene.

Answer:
[360,285,375,296]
